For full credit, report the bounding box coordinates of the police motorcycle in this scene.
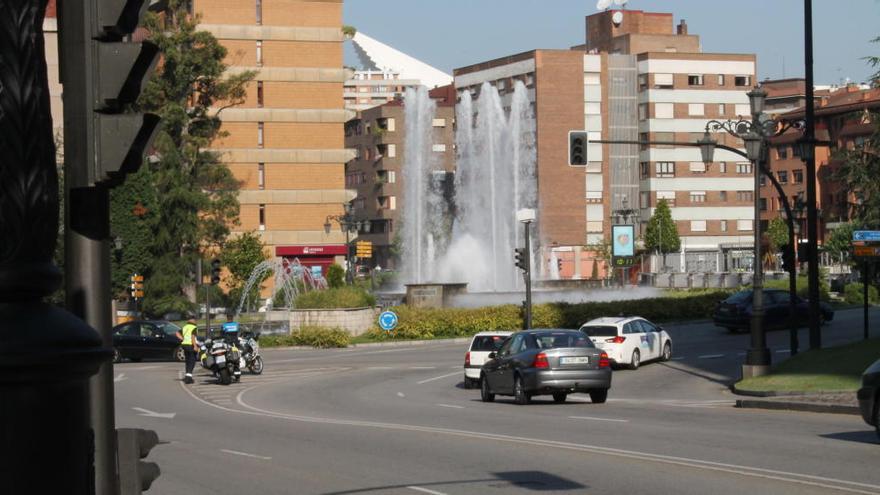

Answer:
[200,327,242,385]
[239,330,264,375]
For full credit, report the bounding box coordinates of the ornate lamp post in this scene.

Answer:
[325,202,371,283]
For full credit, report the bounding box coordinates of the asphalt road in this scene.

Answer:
[115,308,880,495]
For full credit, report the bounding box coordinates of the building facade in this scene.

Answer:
[344,85,456,270]
[344,69,421,111]
[194,0,354,275]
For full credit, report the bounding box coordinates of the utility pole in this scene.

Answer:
[803,0,822,350]
[57,1,163,493]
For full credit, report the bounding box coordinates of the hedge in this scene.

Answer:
[293,286,376,309]
[763,275,830,301]
[843,283,879,305]
[362,291,731,341]
[261,326,351,348]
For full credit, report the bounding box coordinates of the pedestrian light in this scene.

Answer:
[211,258,221,285]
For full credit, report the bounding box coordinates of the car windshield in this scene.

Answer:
[159,322,181,336]
[471,335,507,351]
[580,325,618,337]
[534,332,594,349]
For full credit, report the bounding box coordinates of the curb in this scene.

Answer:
[735,399,860,416]
[730,385,856,397]
[262,337,470,351]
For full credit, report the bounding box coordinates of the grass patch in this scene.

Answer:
[293,286,376,309]
[736,338,880,392]
[260,326,350,348]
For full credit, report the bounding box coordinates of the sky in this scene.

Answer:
[343,0,880,85]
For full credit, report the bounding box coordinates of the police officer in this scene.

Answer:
[221,314,242,382]
[177,318,199,384]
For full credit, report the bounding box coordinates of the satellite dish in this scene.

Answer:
[612,11,624,26]
[613,0,629,5]
[596,0,612,10]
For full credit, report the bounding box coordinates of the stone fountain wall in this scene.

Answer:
[289,307,380,336]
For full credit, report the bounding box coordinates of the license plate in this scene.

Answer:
[560,356,589,365]
[215,355,226,365]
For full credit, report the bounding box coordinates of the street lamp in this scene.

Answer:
[325,202,371,283]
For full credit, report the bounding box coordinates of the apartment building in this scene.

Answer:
[194,0,354,275]
[762,84,880,242]
[344,85,456,269]
[453,10,756,279]
[345,70,421,111]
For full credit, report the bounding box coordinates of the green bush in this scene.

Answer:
[843,283,879,305]
[362,291,730,341]
[327,264,345,288]
[293,286,376,309]
[261,326,350,348]
[763,275,830,301]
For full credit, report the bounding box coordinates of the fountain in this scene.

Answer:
[233,258,327,331]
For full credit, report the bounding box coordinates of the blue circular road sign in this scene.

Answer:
[378,311,398,331]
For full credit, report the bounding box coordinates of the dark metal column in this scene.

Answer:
[745,155,771,375]
[523,221,532,330]
[804,0,822,350]
[0,1,107,493]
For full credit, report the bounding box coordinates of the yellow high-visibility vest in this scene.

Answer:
[181,323,197,346]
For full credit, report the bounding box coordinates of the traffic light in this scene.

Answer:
[211,258,221,285]
[58,0,165,187]
[780,245,793,273]
[568,130,588,166]
[514,248,528,272]
[797,242,809,263]
[117,428,160,494]
[130,273,144,299]
[557,258,563,272]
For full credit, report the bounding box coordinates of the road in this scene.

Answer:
[115,308,880,494]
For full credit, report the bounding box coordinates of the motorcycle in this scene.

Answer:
[239,331,264,375]
[200,337,242,385]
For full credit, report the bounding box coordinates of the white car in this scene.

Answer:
[579,317,672,370]
[463,331,514,389]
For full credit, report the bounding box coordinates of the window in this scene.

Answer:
[654,73,673,87]
[719,191,728,202]
[777,146,788,159]
[654,103,674,119]
[258,204,265,231]
[718,103,726,116]
[256,81,264,107]
[638,74,648,90]
[691,220,707,232]
[688,74,704,86]
[638,103,647,120]
[256,0,262,24]
[793,169,803,184]
[432,144,446,152]
[256,40,263,66]
[586,102,601,115]
[639,161,649,179]
[736,162,753,174]
[657,191,675,206]
[432,118,446,128]
[688,103,705,116]
[718,74,725,86]
[640,191,650,208]
[690,191,706,203]
[735,75,751,87]
[655,162,675,177]
[759,198,767,211]
[387,144,397,158]
[257,122,264,147]
[792,145,802,158]
[587,221,603,232]
[735,104,751,116]
[689,162,706,173]
[737,219,753,231]
[759,174,766,187]
[777,171,788,184]
[737,191,753,202]
[655,132,674,148]
[257,163,265,190]
[718,161,727,173]
[584,73,601,85]
[720,220,728,232]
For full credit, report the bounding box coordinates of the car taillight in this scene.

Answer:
[533,352,549,369]
[605,336,626,344]
[465,351,470,367]
[599,352,610,368]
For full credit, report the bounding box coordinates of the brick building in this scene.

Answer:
[194,0,354,276]
[454,10,757,278]
[344,85,456,269]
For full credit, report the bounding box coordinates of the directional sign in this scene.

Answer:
[854,245,880,258]
[378,310,398,332]
[853,231,880,242]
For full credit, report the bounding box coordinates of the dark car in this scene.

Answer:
[480,329,612,405]
[857,358,880,441]
[112,320,185,363]
[712,289,834,333]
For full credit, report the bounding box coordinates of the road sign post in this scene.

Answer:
[852,231,880,341]
[611,224,636,288]
[378,311,398,332]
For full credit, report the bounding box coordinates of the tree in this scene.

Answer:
[110,166,159,299]
[131,3,254,316]
[643,199,680,270]
[327,264,345,289]
[766,216,790,254]
[824,222,859,266]
[221,232,268,309]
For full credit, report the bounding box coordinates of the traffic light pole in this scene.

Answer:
[523,221,532,330]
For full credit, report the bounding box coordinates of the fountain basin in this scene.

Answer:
[405,283,468,308]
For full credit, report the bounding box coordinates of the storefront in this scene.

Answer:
[275,245,347,278]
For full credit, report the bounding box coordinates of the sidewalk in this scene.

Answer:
[732,387,860,415]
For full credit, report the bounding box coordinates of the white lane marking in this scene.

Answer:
[436,404,464,409]
[417,371,461,384]
[569,416,629,423]
[114,373,127,382]
[408,486,448,495]
[220,449,272,461]
[272,347,415,363]
[410,366,437,370]
[367,366,395,370]
[178,376,880,495]
[132,407,176,419]
[397,392,406,398]
[698,354,725,359]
